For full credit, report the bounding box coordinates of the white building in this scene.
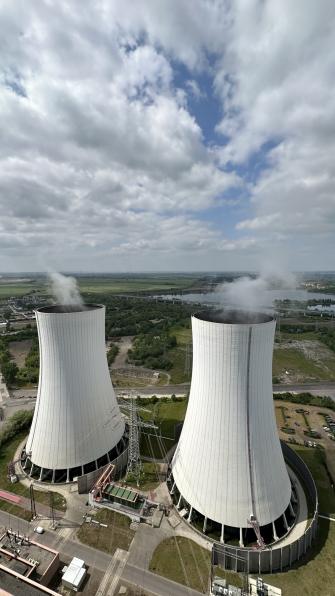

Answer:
[171,311,293,545]
[25,304,126,483]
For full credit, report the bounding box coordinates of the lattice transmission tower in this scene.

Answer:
[125,396,142,486]
[119,394,161,487]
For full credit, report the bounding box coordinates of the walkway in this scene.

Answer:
[273,468,308,548]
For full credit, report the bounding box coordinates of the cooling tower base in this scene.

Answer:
[168,442,318,572]
[22,433,129,484]
[168,472,297,548]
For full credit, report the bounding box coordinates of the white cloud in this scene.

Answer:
[0,0,334,271]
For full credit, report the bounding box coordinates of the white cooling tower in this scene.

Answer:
[25,304,126,483]
[171,311,292,543]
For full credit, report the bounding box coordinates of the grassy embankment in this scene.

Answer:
[77,508,135,554]
[0,432,66,519]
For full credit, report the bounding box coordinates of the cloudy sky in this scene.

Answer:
[1,0,334,272]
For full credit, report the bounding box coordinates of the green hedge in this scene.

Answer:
[0,410,33,448]
[274,391,335,411]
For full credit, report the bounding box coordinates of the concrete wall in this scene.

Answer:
[77,446,128,494]
[212,443,318,574]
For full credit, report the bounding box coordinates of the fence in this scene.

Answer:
[213,442,318,574]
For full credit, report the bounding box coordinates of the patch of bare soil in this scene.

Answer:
[9,339,32,367]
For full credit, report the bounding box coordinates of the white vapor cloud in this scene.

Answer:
[49,273,83,306]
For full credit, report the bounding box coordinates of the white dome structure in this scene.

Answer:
[171,311,293,545]
[25,304,126,483]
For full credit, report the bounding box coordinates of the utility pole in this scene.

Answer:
[30,484,36,520]
[49,491,56,529]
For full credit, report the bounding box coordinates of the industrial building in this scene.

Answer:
[0,529,59,595]
[171,311,296,546]
[24,304,128,483]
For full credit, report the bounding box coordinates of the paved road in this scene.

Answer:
[6,381,335,401]
[123,562,203,596]
[0,510,203,596]
[118,382,335,399]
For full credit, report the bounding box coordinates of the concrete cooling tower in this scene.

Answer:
[171,311,294,546]
[25,304,126,483]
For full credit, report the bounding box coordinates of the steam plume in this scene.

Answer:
[49,272,83,306]
[220,271,297,312]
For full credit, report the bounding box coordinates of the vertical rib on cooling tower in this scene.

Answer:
[171,312,291,529]
[25,304,125,480]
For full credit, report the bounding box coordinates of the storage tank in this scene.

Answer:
[25,304,126,483]
[171,311,293,545]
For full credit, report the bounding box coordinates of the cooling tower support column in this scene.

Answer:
[171,311,292,544]
[220,525,225,543]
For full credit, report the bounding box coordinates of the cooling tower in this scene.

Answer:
[171,311,292,544]
[25,304,126,483]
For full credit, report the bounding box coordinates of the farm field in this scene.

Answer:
[78,274,200,294]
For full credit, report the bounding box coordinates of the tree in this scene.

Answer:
[1,361,18,386]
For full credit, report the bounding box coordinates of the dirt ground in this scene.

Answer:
[110,336,134,369]
[273,338,335,383]
[8,339,32,367]
[275,401,335,481]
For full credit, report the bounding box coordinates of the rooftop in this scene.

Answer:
[0,532,58,580]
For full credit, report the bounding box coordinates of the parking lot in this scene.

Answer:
[275,401,335,481]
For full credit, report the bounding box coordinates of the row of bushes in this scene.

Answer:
[274,391,335,411]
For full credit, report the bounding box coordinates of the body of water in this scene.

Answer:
[159,289,335,310]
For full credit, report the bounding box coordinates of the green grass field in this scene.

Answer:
[263,445,335,596]
[139,399,188,459]
[273,347,335,381]
[149,442,335,596]
[150,536,211,594]
[77,508,135,554]
[124,461,162,491]
[0,274,200,301]
[0,432,66,513]
[0,282,45,298]
[79,275,199,294]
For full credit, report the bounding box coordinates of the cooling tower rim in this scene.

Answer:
[36,303,103,314]
[193,309,274,325]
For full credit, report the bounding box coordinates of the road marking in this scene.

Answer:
[96,549,128,596]
[106,549,128,596]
